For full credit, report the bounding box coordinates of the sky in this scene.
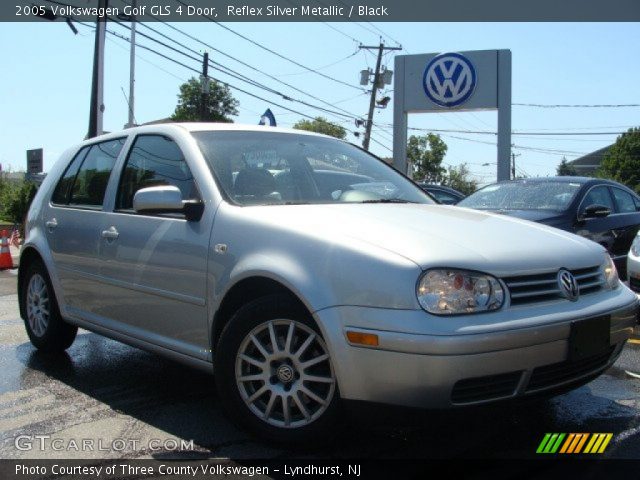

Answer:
[1,20,639,184]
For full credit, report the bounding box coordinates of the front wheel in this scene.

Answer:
[20,260,77,352]
[215,295,340,444]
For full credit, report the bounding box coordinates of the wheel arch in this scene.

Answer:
[212,276,315,353]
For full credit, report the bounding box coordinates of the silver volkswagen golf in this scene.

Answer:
[19,123,638,442]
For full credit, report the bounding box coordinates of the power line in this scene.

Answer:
[130,15,364,121]
[76,21,324,123]
[109,19,363,124]
[514,102,640,108]
[172,0,364,92]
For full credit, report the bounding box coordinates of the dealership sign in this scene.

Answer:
[393,49,512,181]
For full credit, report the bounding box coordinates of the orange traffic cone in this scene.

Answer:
[0,230,15,270]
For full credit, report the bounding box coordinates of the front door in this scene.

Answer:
[98,134,212,360]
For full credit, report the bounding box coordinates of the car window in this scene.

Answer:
[580,185,615,213]
[116,135,198,210]
[192,131,432,206]
[611,187,637,213]
[51,146,90,204]
[430,190,459,205]
[65,139,125,207]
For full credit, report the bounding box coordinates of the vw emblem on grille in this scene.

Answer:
[276,364,294,383]
[557,269,579,302]
[423,53,477,108]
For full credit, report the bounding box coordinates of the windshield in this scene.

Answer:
[192,131,433,206]
[458,181,583,211]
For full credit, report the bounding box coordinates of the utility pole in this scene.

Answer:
[88,0,108,138]
[126,0,136,128]
[200,52,209,122]
[511,151,521,179]
[359,42,402,151]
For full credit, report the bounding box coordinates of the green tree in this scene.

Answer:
[0,179,37,229]
[598,127,640,193]
[556,157,578,176]
[407,133,447,183]
[171,77,238,122]
[443,163,478,196]
[292,117,346,139]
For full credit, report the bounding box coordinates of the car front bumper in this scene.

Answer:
[314,287,639,409]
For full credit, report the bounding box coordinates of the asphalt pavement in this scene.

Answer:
[0,269,639,460]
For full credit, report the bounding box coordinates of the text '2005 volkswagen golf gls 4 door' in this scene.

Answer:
[19,124,638,442]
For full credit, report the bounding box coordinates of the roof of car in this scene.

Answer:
[163,122,331,138]
[495,176,627,186]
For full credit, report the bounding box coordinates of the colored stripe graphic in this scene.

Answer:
[538,433,613,454]
[536,433,565,453]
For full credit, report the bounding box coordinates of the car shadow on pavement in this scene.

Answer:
[10,332,640,459]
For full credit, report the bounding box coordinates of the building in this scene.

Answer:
[568,145,612,176]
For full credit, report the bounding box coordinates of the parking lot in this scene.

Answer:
[0,268,638,460]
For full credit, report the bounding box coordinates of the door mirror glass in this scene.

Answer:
[581,204,611,219]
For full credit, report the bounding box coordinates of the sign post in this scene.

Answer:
[393,49,512,181]
[26,149,43,175]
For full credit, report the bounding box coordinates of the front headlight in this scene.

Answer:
[417,269,505,315]
[603,255,619,290]
[631,235,640,257]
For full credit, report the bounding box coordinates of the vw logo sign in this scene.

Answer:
[276,364,294,383]
[557,269,579,302]
[423,53,477,108]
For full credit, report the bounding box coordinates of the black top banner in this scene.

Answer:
[4,0,640,22]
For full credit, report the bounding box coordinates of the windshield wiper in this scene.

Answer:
[361,199,415,204]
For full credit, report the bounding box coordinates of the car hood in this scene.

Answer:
[475,208,563,223]
[248,203,605,276]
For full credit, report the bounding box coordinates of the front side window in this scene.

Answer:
[192,131,432,206]
[581,185,615,213]
[116,135,198,210]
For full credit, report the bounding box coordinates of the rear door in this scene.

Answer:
[45,138,125,317]
[98,134,212,360]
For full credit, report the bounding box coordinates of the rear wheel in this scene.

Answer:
[20,260,77,352]
[215,294,340,444]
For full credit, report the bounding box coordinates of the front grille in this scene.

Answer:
[526,347,614,393]
[630,277,640,293]
[451,371,522,404]
[503,266,604,306]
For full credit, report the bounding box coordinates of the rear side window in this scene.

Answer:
[51,139,124,207]
[611,187,637,213]
[116,135,198,210]
[51,146,89,204]
[69,139,125,207]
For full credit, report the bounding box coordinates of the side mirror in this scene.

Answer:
[580,204,611,219]
[133,186,203,221]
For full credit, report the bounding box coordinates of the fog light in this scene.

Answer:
[346,331,379,346]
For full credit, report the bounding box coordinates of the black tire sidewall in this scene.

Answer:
[20,260,77,352]
[214,294,341,445]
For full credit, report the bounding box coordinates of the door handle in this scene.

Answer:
[45,219,57,231]
[101,226,119,240]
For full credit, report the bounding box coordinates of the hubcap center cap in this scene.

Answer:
[276,364,295,383]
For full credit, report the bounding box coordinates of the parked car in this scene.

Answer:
[19,125,638,443]
[458,177,640,279]
[627,232,640,295]
[418,183,465,204]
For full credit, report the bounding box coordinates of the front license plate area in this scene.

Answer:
[568,316,610,362]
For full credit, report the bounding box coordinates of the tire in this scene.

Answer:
[215,294,340,444]
[20,259,77,352]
